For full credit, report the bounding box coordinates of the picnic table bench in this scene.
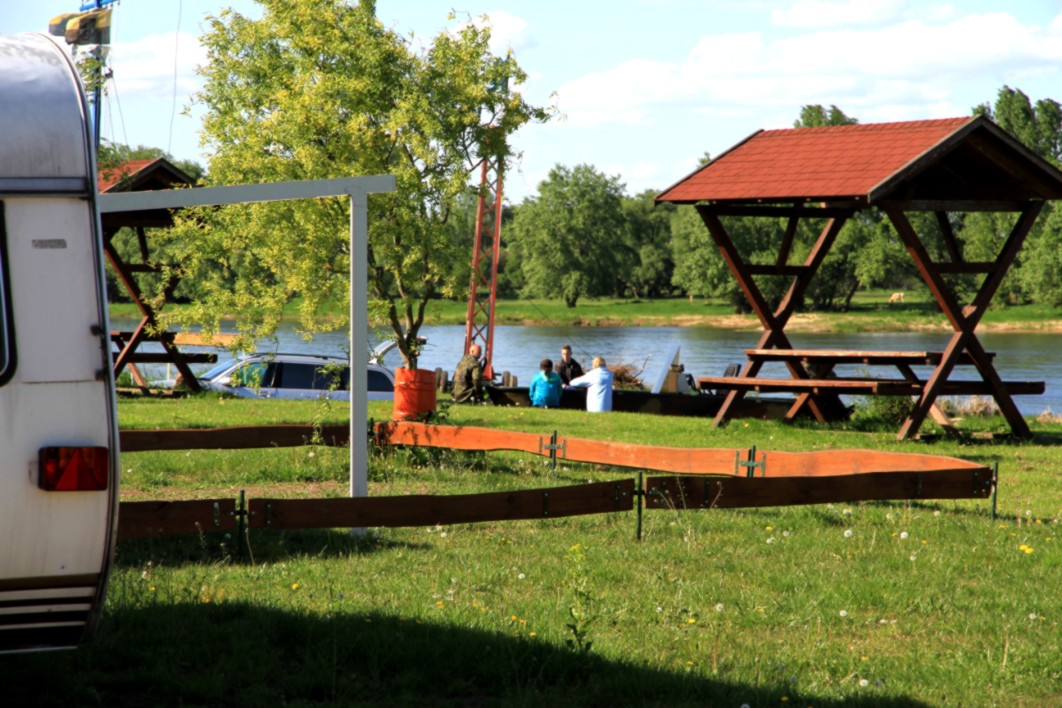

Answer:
[697,348,1044,434]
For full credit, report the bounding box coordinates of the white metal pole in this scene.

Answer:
[349,192,368,502]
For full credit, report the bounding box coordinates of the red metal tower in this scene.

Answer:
[463,151,504,380]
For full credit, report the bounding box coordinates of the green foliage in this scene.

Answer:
[161,0,549,367]
[793,104,859,128]
[509,165,632,307]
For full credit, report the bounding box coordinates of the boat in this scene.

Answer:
[484,385,800,420]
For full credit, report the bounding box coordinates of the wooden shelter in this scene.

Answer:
[657,116,1062,439]
[99,158,211,390]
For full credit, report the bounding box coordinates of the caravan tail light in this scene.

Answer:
[39,447,109,491]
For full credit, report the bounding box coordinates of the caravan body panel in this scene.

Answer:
[0,33,119,653]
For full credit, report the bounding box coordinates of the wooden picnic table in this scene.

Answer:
[697,348,1044,435]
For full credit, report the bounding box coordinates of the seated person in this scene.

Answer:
[452,343,484,403]
[529,358,562,408]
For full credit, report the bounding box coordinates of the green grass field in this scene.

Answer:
[4,397,1060,706]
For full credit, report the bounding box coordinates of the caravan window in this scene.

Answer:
[0,204,12,385]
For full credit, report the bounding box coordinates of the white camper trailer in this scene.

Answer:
[0,33,120,652]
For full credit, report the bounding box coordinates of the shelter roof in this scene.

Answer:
[98,158,196,233]
[657,116,1062,206]
[98,157,194,193]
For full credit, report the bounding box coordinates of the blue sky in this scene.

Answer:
[6,1,1062,201]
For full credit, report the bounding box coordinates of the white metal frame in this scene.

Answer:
[99,176,397,504]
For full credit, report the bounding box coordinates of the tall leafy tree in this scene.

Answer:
[509,164,630,307]
[161,0,548,367]
[621,190,675,298]
[966,87,1062,305]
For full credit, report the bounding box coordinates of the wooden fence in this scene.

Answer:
[116,422,996,541]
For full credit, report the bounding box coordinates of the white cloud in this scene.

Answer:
[770,0,908,28]
[108,31,205,99]
[554,9,1062,129]
[477,10,533,54]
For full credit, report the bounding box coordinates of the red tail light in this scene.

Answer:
[39,447,109,491]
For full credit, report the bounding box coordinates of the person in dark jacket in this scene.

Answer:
[556,344,584,385]
[452,343,484,403]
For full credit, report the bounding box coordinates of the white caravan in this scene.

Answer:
[0,34,120,652]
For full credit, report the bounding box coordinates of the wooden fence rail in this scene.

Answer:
[115,421,996,542]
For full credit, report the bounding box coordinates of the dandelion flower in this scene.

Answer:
[291,583,299,591]
[687,618,697,624]
[530,631,537,637]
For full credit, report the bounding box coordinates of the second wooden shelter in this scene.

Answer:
[657,116,1062,440]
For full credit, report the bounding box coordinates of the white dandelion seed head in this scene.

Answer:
[900,531,909,540]
[844,529,854,538]
[715,603,725,613]
[766,537,775,544]
[910,554,917,561]
[839,610,848,617]
[859,678,869,688]
[1028,612,1038,621]
[518,573,526,580]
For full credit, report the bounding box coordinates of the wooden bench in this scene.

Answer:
[742,349,993,366]
[695,376,1044,397]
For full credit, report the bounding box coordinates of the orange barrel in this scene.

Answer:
[392,368,437,421]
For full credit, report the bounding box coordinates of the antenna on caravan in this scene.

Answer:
[48,0,118,150]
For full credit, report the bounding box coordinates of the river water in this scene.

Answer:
[114,318,1061,416]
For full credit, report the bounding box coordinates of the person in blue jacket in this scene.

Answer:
[567,356,613,412]
[529,358,563,408]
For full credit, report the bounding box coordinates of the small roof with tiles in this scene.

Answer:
[657,115,1062,206]
[98,157,193,193]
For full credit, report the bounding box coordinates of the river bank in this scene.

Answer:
[110,293,1062,334]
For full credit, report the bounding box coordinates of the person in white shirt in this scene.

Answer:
[567,356,613,412]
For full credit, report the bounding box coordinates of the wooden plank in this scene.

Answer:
[744,349,992,365]
[377,422,743,475]
[118,499,237,538]
[760,449,984,476]
[172,332,241,347]
[644,468,994,510]
[375,421,545,456]
[248,479,635,529]
[696,376,1042,396]
[112,352,217,364]
[120,424,350,452]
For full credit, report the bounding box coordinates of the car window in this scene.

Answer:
[202,358,237,380]
[311,365,347,392]
[275,363,317,390]
[368,369,393,392]
[233,361,270,387]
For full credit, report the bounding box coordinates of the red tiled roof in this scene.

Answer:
[658,117,975,203]
[97,158,162,192]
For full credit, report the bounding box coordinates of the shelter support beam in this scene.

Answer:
[696,205,854,427]
[883,202,1043,440]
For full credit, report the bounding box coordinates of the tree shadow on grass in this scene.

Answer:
[0,602,932,708]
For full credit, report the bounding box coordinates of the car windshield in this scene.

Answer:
[201,359,238,380]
